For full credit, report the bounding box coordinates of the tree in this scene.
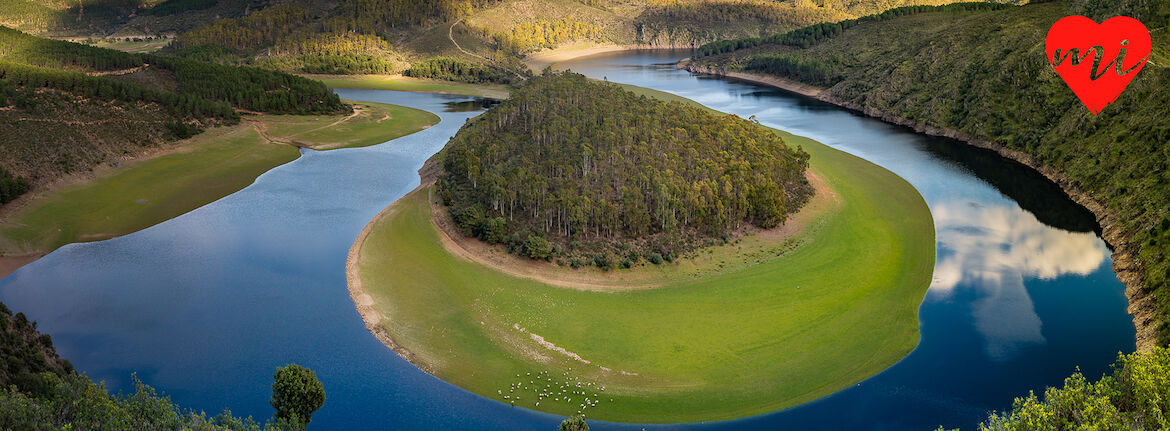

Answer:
[270,364,326,424]
[558,415,588,431]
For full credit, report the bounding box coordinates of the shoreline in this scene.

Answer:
[524,43,696,71]
[344,186,434,373]
[679,61,1156,351]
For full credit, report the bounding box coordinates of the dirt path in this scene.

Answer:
[448,20,525,80]
[426,169,836,292]
[88,64,149,76]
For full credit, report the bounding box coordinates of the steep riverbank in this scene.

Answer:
[681,62,1156,351]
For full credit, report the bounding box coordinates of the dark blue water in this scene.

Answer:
[0,52,1134,430]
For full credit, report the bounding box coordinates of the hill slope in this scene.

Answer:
[438,71,812,264]
[688,0,1170,347]
[0,26,347,194]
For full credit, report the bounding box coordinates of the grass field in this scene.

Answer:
[353,91,935,422]
[308,74,512,99]
[0,100,438,254]
[261,101,438,150]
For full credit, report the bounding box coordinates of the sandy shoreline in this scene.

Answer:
[0,252,45,280]
[524,43,696,71]
[678,61,1157,351]
[344,185,434,373]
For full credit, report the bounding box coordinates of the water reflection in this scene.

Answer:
[932,200,1108,358]
[556,50,1133,431]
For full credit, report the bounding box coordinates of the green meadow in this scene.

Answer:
[0,100,437,254]
[354,91,935,422]
[309,74,512,99]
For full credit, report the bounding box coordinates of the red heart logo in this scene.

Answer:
[1046,16,1150,115]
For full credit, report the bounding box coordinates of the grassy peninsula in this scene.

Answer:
[349,79,935,422]
[686,0,1170,348]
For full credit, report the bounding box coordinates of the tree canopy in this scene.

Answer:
[439,71,811,266]
[270,364,326,424]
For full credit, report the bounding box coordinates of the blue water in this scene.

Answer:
[0,52,1135,430]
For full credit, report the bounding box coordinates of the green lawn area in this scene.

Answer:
[88,38,170,53]
[0,100,439,254]
[308,74,512,99]
[262,100,439,150]
[354,90,935,422]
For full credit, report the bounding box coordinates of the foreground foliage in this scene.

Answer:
[439,71,811,265]
[980,347,1170,430]
[270,365,326,425]
[0,300,315,430]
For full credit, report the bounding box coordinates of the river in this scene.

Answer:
[0,50,1134,430]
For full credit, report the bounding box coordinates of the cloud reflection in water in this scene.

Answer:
[930,200,1108,359]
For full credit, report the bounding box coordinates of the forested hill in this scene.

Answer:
[0,0,1020,78]
[688,0,1170,346]
[0,26,348,203]
[438,71,812,267]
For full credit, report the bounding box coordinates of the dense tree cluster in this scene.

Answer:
[0,165,30,205]
[640,0,847,25]
[696,2,1016,56]
[143,0,218,16]
[405,56,514,84]
[173,5,316,52]
[147,54,349,115]
[743,53,841,86]
[439,71,811,265]
[0,25,142,71]
[0,0,71,31]
[980,347,1170,430]
[484,19,603,53]
[170,0,503,73]
[259,31,404,74]
[0,60,237,120]
[1,26,348,115]
[322,0,501,33]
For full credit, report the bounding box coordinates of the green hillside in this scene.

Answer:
[689,0,1170,346]
[0,0,1016,78]
[0,26,347,183]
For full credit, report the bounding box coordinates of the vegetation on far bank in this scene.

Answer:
[439,71,812,266]
[0,99,436,255]
[0,26,349,207]
[690,0,1170,344]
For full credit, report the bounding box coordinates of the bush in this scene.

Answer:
[524,235,555,260]
[979,347,1170,431]
[648,253,663,265]
[0,167,29,205]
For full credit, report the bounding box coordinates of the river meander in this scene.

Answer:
[0,51,1134,430]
